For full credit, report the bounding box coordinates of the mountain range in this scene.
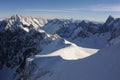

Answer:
[0,15,120,80]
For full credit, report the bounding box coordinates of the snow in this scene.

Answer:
[27,58,34,62]
[70,33,111,49]
[0,66,15,80]
[35,38,98,60]
[113,18,120,29]
[110,35,120,45]
[20,25,29,32]
[71,27,83,38]
[41,20,63,34]
[36,43,120,80]
[0,15,120,80]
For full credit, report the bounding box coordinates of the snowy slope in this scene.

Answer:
[35,38,98,60]
[0,66,16,80]
[40,19,75,34]
[40,19,63,34]
[109,35,120,45]
[0,15,120,80]
[36,43,120,80]
[69,32,111,49]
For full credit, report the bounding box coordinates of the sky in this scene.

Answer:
[0,0,120,22]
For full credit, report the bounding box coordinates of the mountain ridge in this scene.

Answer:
[0,15,120,80]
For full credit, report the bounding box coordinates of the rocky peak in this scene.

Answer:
[80,20,86,25]
[10,14,23,20]
[105,15,114,25]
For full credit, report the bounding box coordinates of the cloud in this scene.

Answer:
[23,4,120,13]
[23,8,81,13]
[89,5,120,12]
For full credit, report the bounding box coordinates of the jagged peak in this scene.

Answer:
[108,15,114,19]
[10,14,23,20]
[108,15,114,20]
[79,20,87,26]
[105,15,114,24]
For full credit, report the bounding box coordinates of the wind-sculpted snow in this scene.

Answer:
[35,38,98,60]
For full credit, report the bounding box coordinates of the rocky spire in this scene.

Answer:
[105,15,114,25]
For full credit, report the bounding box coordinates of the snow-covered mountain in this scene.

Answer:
[41,19,102,39]
[98,15,120,45]
[0,15,47,32]
[0,15,59,80]
[0,15,120,80]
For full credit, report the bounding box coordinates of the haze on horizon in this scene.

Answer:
[0,0,120,22]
